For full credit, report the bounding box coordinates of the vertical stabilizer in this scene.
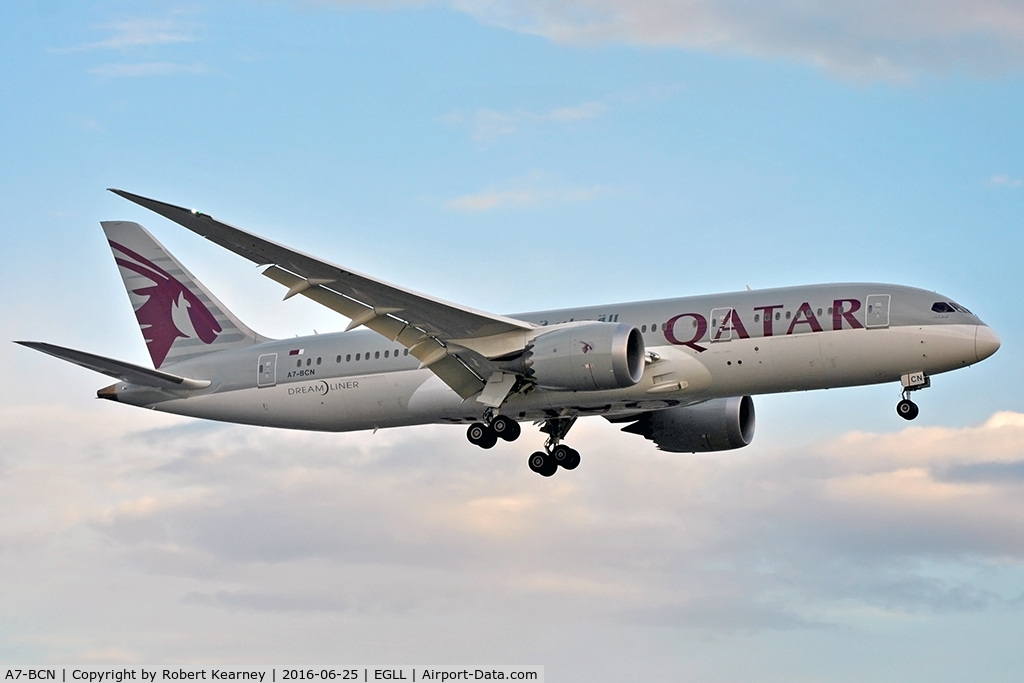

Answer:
[102,220,265,368]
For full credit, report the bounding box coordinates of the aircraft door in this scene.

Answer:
[865,294,891,328]
[257,353,277,387]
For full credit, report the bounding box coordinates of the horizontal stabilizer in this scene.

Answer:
[15,341,211,391]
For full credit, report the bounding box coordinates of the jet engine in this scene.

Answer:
[514,322,645,391]
[621,396,755,452]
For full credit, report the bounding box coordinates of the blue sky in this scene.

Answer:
[2,1,1024,678]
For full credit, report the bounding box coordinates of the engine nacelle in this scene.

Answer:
[622,396,755,452]
[521,322,645,391]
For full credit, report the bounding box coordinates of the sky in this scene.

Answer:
[1,0,1023,679]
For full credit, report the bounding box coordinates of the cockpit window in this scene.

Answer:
[932,301,975,315]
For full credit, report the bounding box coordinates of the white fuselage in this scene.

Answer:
[107,283,999,432]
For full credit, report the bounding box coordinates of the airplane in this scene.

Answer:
[17,189,1001,477]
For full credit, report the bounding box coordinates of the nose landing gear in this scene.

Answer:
[896,372,930,421]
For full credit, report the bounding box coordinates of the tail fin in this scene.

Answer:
[102,220,265,369]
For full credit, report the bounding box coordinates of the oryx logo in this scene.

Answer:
[110,240,221,367]
[580,341,594,354]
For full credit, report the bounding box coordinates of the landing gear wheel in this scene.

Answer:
[896,399,919,421]
[491,415,521,442]
[551,444,580,469]
[528,451,557,477]
[467,422,498,449]
[562,449,581,470]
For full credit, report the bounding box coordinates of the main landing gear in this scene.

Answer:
[895,372,930,421]
[465,412,582,477]
[528,416,580,478]
[528,444,580,478]
[466,413,521,449]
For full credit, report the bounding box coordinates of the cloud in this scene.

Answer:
[441,101,607,142]
[321,0,1024,79]
[446,170,606,210]
[51,13,208,78]
[990,174,1023,188]
[87,62,209,77]
[60,17,199,52]
[5,405,1024,663]
[464,0,1024,79]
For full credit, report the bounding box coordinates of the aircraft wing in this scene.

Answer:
[15,341,211,391]
[110,189,537,399]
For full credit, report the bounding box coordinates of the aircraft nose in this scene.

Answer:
[975,325,1001,362]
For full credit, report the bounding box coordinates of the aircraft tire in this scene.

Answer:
[561,449,581,470]
[896,399,919,421]
[467,422,498,448]
[551,444,576,468]
[529,451,557,477]
[491,415,521,442]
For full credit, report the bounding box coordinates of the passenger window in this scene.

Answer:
[754,314,760,323]
[316,357,322,365]
[785,311,791,320]
[404,349,409,356]
[356,353,361,361]
[828,307,833,315]
[336,355,341,363]
[642,325,647,333]
[384,350,389,358]
[375,351,380,359]
[296,360,301,368]
[306,358,311,366]
[817,308,822,316]
[775,312,781,321]
[346,354,351,362]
